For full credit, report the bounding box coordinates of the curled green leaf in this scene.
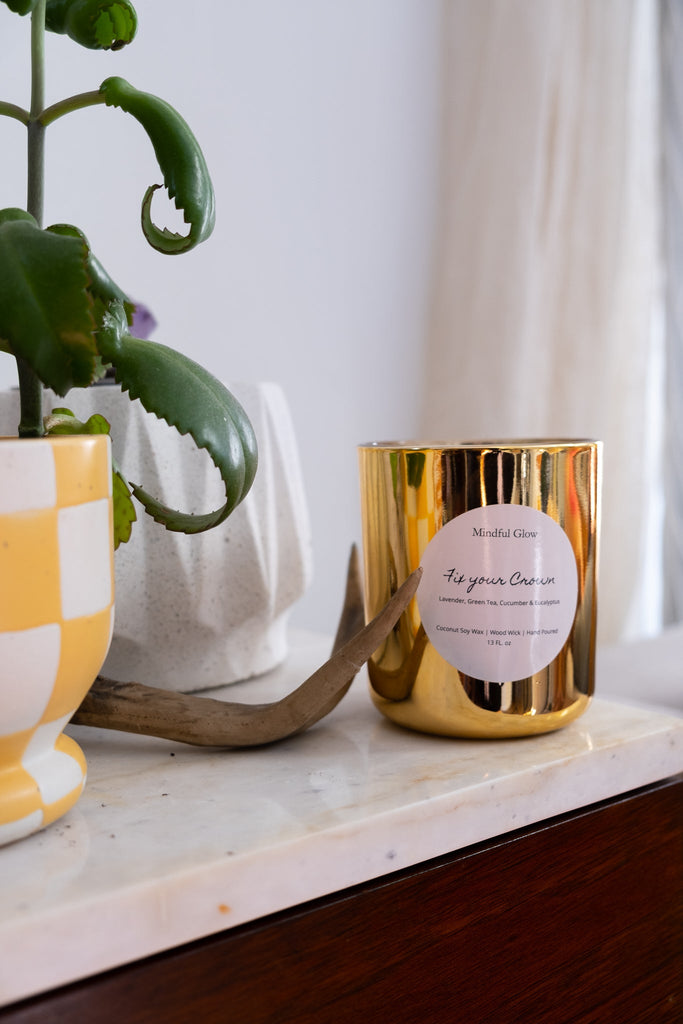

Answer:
[111,468,137,547]
[1,0,40,14]
[0,208,37,227]
[45,0,137,50]
[47,222,134,329]
[0,220,97,394]
[98,305,257,533]
[44,406,108,435]
[99,76,215,255]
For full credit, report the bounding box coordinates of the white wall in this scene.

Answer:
[0,2,444,633]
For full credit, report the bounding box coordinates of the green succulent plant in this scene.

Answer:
[0,0,258,547]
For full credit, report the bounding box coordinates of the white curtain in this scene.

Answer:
[420,0,662,643]
[661,0,683,625]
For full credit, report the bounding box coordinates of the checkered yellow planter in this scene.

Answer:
[0,435,114,846]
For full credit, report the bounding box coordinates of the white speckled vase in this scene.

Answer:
[0,383,313,692]
[0,435,115,846]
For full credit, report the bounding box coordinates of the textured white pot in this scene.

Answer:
[0,382,313,691]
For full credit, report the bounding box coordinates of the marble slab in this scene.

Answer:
[1,629,682,1007]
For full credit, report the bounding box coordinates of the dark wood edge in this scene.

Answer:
[3,774,682,1024]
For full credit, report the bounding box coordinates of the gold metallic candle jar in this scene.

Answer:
[358,441,601,738]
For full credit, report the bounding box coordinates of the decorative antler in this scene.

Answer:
[72,546,421,747]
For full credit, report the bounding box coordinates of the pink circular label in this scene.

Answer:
[417,505,578,682]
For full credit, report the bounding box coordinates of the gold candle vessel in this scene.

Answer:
[358,441,601,738]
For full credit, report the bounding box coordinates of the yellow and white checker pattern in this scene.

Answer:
[0,436,114,845]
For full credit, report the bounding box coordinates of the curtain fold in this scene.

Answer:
[420,0,661,642]
[661,0,683,625]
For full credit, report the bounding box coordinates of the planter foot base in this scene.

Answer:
[0,731,87,846]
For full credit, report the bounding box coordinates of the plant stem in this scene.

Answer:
[0,101,30,126]
[18,0,47,437]
[16,357,45,438]
[27,0,46,226]
[41,89,105,127]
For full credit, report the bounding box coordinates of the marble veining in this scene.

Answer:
[0,629,681,1007]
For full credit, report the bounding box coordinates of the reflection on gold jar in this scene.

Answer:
[358,441,601,738]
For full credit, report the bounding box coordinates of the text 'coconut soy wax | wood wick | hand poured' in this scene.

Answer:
[358,441,601,738]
